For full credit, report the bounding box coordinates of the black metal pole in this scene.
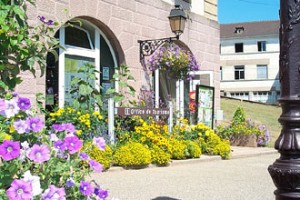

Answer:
[268,1,300,199]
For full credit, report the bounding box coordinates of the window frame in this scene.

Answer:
[257,41,267,52]
[235,43,244,53]
[257,65,268,79]
[234,65,245,80]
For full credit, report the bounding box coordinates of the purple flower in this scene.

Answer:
[94,187,108,199]
[63,123,76,133]
[41,185,66,200]
[66,177,75,188]
[49,133,59,142]
[27,144,50,163]
[26,117,44,132]
[13,119,28,134]
[6,179,33,200]
[0,140,20,161]
[79,152,90,161]
[0,98,5,111]
[17,97,31,111]
[52,124,64,132]
[79,181,94,196]
[4,99,20,118]
[93,137,106,151]
[38,16,54,26]
[89,160,103,172]
[53,140,66,151]
[64,136,82,154]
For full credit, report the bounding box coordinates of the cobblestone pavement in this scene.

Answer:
[91,148,279,200]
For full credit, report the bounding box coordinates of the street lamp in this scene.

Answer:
[138,4,187,62]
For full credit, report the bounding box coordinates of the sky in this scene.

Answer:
[218,0,280,24]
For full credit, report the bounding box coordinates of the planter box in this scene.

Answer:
[230,134,257,147]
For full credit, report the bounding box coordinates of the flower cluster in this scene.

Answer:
[146,45,200,80]
[48,106,106,140]
[0,93,108,200]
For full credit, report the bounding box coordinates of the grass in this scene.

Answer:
[220,97,282,147]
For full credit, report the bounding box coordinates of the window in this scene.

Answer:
[234,66,245,80]
[257,65,268,79]
[235,27,244,34]
[45,19,117,110]
[257,41,266,52]
[235,43,243,53]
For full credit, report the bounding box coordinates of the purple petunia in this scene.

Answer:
[79,181,94,196]
[79,152,90,161]
[52,124,65,132]
[3,99,20,118]
[63,123,77,134]
[52,123,76,133]
[94,187,108,199]
[0,140,20,161]
[64,136,82,154]
[27,144,50,163]
[89,160,103,173]
[93,137,106,151]
[41,185,66,200]
[0,98,6,111]
[53,140,66,152]
[17,97,31,111]
[66,177,75,188]
[26,117,44,133]
[13,119,29,134]
[6,179,33,200]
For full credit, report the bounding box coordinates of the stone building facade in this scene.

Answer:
[19,0,220,123]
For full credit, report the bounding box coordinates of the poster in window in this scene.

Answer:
[103,67,110,80]
[195,85,215,128]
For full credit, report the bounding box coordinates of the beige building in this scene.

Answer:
[220,20,280,104]
[19,0,220,123]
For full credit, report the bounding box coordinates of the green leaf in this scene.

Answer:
[10,39,18,46]
[79,84,93,96]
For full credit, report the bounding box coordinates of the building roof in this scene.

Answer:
[220,20,279,39]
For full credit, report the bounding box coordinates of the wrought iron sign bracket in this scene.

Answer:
[138,35,179,62]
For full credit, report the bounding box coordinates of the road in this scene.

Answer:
[91,152,279,200]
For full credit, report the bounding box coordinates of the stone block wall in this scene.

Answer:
[20,0,220,110]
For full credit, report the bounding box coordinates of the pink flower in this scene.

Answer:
[0,140,20,161]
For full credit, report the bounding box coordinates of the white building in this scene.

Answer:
[220,20,280,104]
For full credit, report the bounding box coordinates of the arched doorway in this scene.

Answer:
[45,18,119,110]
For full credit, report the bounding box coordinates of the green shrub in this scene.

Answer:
[113,142,151,168]
[81,142,113,170]
[88,145,113,170]
[185,140,202,158]
[150,145,171,166]
[212,140,231,160]
[168,138,188,160]
[216,106,271,147]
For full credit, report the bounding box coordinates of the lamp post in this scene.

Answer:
[268,0,300,199]
[138,4,187,62]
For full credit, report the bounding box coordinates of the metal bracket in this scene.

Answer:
[138,36,178,62]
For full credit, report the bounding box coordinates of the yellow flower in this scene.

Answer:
[5,134,11,140]
[9,124,14,133]
[77,130,82,135]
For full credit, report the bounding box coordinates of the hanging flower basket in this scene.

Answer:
[146,44,200,80]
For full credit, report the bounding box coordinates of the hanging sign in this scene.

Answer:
[117,107,170,116]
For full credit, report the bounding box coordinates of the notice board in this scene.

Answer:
[195,85,215,128]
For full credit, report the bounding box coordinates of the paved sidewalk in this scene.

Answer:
[91,147,279,200]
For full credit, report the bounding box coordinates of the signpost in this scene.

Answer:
[107,98,173,145]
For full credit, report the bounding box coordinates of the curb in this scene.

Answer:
[103,147,279,173]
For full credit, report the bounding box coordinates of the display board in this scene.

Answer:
[195,85,215,128]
